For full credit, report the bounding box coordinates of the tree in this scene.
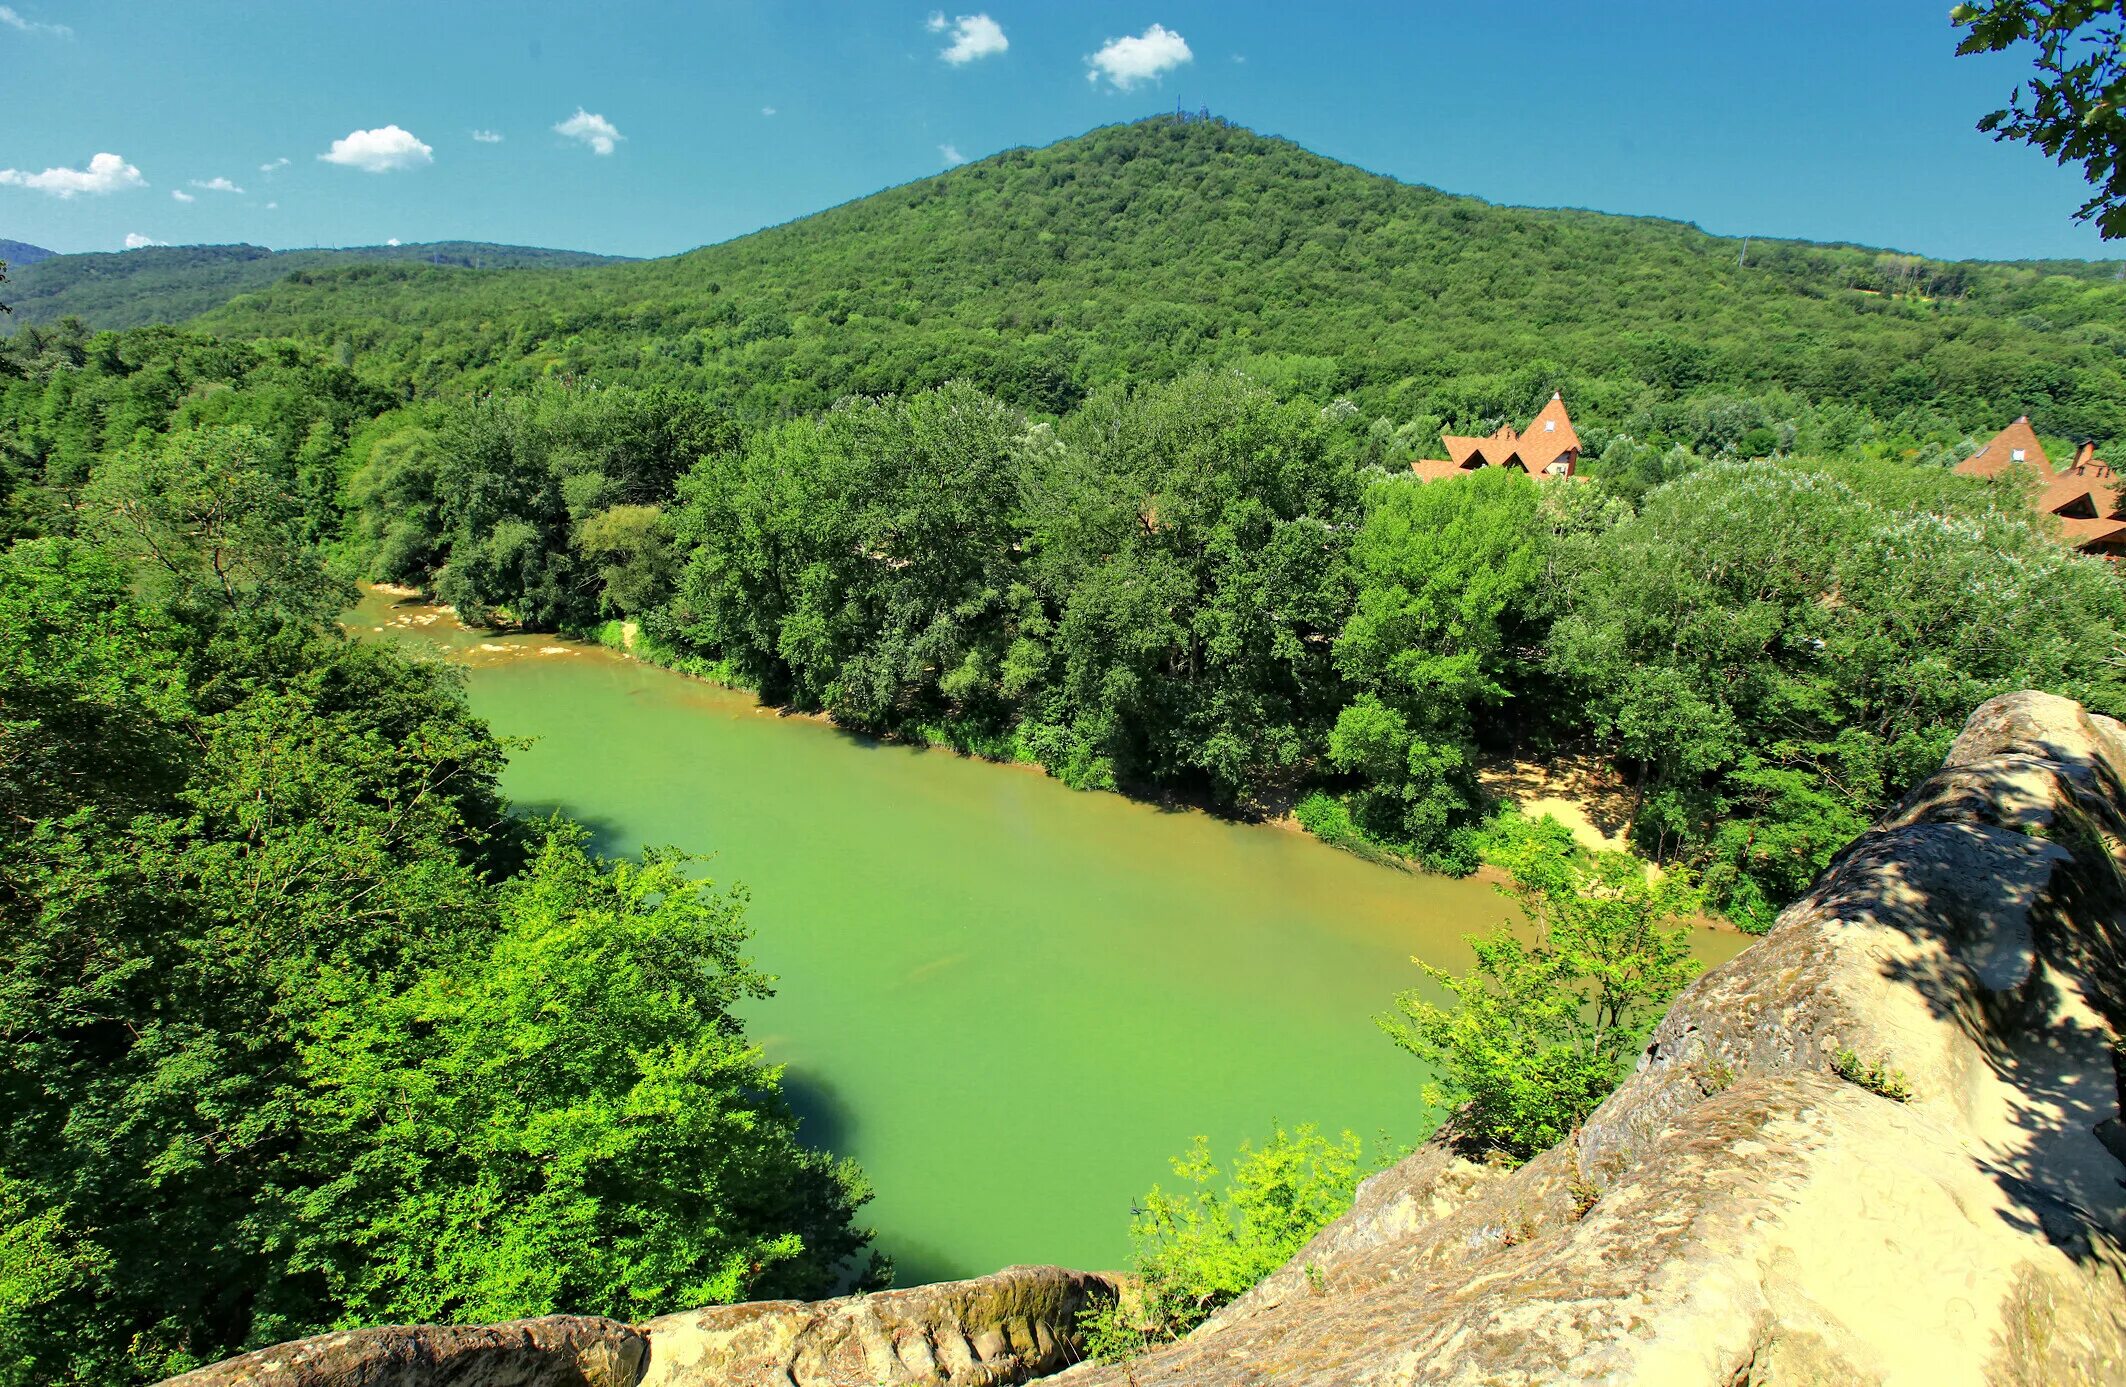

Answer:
[1954,0,2126,237]
[667,382,1034,727]
[79,425,349,628]
[1328,469,1545,864]
[1025,371,1357,801]
[1382,824,1703,1162]
[577,503,677,616]
[1546,456,2126,922]
[289,830,881,1326]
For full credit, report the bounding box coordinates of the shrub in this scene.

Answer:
[1082,1124,1367,1362]
[1831,1048,1914,1102]
[1382,833,1703,1162]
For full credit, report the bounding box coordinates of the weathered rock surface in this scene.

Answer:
[159,1316,647,1387]
[160,1267,1116,1387]
[636,1264,1118,1386]
[1063,690,2126,1385]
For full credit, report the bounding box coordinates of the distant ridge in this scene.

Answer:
[0,239,57,269]
[2,240,635,331]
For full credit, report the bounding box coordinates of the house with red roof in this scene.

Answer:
[1410,394,1581,482]
[1955,418,2126,559]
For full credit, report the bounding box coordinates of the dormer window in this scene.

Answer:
[1544,420,1556,432]
[2012,449,2026,461]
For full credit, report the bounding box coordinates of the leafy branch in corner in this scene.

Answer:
[1955,0,2126,237]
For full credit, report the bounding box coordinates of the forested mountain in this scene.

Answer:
[2,241,634,332]
[191,117,2126,451]
[0,239,57,269]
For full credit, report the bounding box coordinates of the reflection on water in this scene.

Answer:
[350,587,1750,1283]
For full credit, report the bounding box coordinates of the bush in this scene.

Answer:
[1382,833,1703,1162]
[1831,1048,1914,1102]
[1082,1124,1367,1362]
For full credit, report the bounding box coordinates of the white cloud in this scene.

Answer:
[471,129,503,143]
[319,125,433,173]
[123,232,164,249]
[265,201,278,210]
[940,143,966,167]
[0,6,70,37]
[1087,23,1192,89]
[190,176,243,194]
[386,237,401,246]
[171,189,194,203]
[761,106,777,117]
[932,12,1005,64]
[0,151,147,198]
[260,156,290,174]
[554,107,622,155]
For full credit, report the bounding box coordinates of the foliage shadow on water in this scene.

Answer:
[778,1066,859,1160]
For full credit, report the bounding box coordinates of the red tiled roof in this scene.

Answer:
[1954,417,2051,480]
[2036,473,2102,517]
[1524,393,1580,454]
[1440,433,1506,468]
[1429,395,1579,477]
[1409,458,1467,482]
[2057,516,2126,550]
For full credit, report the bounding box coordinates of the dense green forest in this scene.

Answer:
[1,241,633,332]
[6,113,2126,1382]
[0,336,880,1385]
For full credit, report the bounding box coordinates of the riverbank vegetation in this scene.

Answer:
[1383,819,1705,1160]
[8,304,2125,929]
[0,428,879,1385]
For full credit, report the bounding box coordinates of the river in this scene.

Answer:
[350,587,1749,1284]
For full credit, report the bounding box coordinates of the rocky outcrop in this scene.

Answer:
[636,1265,1117,1386]
[160,692,2126,1387]
[159,1317,647,1387]
[1064,690,2126,1385]
[161,1267,1117,1387]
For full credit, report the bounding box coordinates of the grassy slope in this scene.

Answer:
[179,117,2126,442]
[3,241,635,331]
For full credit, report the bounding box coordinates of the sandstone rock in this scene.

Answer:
[635,1265,1120,1387]
[159,1316,646,1387]
[1063,691,2126,1385]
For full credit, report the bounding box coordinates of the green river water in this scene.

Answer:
[353,588,1748,1285]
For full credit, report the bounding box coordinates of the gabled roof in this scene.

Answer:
[1523,393,1580,453]
[2057,516,2126,551]
[1954,417,2051,480]
[1409,458,1468,483]
[2035,472,2100,517]
[1434,395,1579,472]
[1440,430,1513,468]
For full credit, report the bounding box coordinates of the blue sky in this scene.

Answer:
[2,1,2119,263]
